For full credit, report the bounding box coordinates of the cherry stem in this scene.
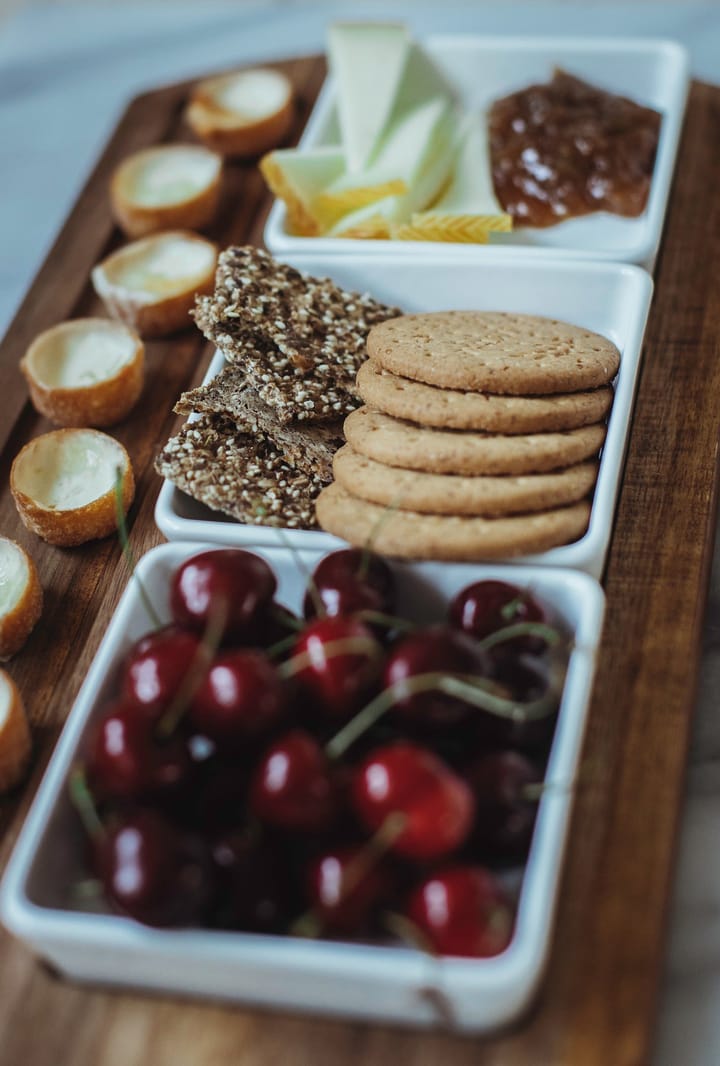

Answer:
[155,598,228,739]
[383,911,438,956]
[271,524,326,619]
[477,621,563,652]
[265,633,299,660]
[325,666,563,761]
[114,469,162,631]
[68,766,105,842]
[277,636,382,681]
[289,813,405,940]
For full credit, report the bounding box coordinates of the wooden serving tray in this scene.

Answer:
[0,55,718,1066]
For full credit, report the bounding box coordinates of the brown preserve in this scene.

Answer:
[489,70,661,228]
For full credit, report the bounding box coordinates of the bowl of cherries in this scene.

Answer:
[1,542,604,1032]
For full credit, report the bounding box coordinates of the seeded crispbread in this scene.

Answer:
[332,444,598,516]
[155,413,323,528]
[193,246,399,423]
[175,362,343,481]
[344,406,606,476]
[356,360,613,434]
[366,311,620,395]
[316,482,591,560]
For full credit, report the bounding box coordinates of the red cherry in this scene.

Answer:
[250,730,336,832]
[304,548,395,621]
[449,580,547,653]
[307,845,391,933]
[384,626,492,727]
[475,654,558,752]
[189,650,287,746]
[122,626,202,719]
[171,549,276,642]
[465,751,542,860]
[352,743,474,861]
[86,700,191,801]
[406,866,513,958]
[292,616,383,720]
[96,809,214,926]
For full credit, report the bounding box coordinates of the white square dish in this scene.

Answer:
[263,35,689,269]
[0,541,604,1033]
[155,252,653,580]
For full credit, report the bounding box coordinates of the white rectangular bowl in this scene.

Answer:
[0,542,604,1032]
[264,35,688,269]
[155,253,653,580]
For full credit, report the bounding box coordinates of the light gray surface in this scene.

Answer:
[1,4,719,1063]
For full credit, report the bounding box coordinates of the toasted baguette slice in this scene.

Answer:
[11,429,135,547]
[0,538,43,659]
[21,318,144,428]
[0,671,31,791]
[186,68,294,157]
[92,231,218,338]
[110,144,222,238]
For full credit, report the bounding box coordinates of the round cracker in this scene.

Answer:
[366,311,620,395]
[344,407,606,476]
[356,361,613,434]
[332,444,598,516]
[316,483,590,560]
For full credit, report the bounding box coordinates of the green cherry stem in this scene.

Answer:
[155,598,228,739]
[114,468,162,631]
[477,621,564,653]
[325,667,563,762]
[68,765,105,842]
[355,609,417,633]
[277,636,383,681]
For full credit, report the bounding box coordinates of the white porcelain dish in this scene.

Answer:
[263,35,689,269]
[155,252,653,580]
[0,541,604,1032]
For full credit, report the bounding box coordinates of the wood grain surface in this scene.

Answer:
[0,58,718,1066]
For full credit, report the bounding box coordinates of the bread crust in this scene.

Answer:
[186,70,294,157]
[91,232,218,338]
[110,146,222,238]
[0,539,43,659]
[0,670,31,792]
[11,430,135,547]
[21,318,145,427]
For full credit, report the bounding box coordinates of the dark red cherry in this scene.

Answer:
[250,602,301,655]
[122,626,202,719]
[352,743,474,861]
[307,846,391,933]
[465,751,542,861]
[291,616,383,719]
[250,730,336,832]
[449,580,547,653]
[406,866,513,958]
[86,700,191,801]
[171,549,276,642]
[211,831,294,932]
[189,650,287,746]
[96,809,213,926]
[384,626,492,728]
[304,548,395,621]
[475,654,558,752]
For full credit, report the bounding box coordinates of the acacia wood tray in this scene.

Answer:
[0,55,718,1066]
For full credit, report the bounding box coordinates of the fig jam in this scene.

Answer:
[489,70,661,228]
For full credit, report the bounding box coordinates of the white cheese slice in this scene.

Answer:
[327,22,410,172]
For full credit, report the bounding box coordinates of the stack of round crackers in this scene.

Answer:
[316,310,620,561]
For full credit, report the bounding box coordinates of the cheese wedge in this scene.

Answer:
[405,114,513,242]
[327,22,410,172]
[324,96,457,225]
[260,147,346,235]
